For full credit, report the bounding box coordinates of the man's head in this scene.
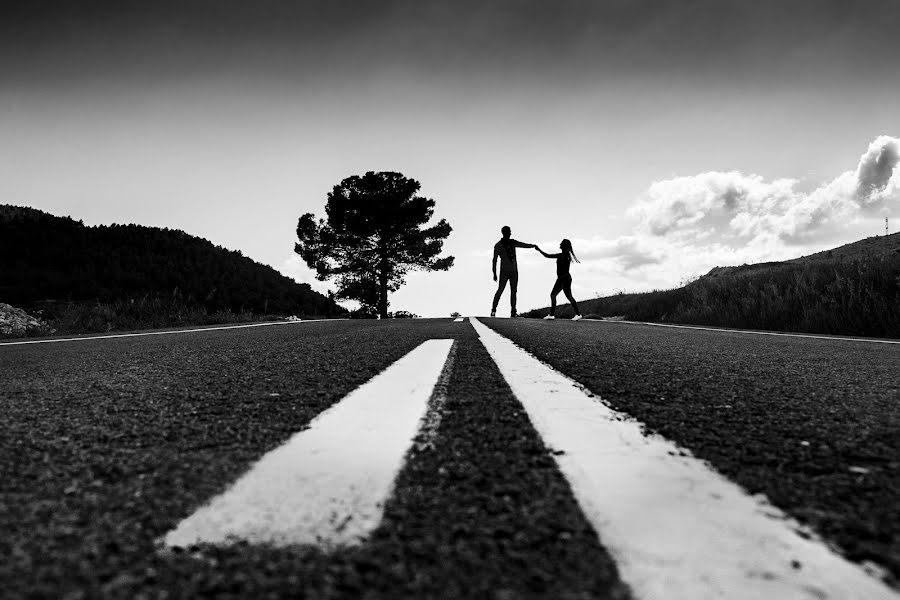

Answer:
[501,225,511,238]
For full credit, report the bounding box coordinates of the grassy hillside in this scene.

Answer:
[0,205,347,334]
[525,234,900,338]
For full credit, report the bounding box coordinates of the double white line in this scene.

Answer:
[163,319,898,599]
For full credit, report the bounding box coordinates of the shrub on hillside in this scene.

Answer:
[523,250,900,338]
[0,207,346,318]
[669,253,900,337]
[524,288,688,321]
[30,296,286,336]
[0,303,55,338]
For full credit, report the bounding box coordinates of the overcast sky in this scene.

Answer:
[2,1,899,316]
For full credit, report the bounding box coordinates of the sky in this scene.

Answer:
[2,0,900,317]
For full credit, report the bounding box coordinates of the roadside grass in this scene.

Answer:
[665,253,900,337]
[1,295,331,339]
[525,287,688,322]
[525,251,900,338]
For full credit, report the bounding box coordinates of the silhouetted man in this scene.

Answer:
[491,225,536,317]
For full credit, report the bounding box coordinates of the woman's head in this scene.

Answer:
[560,239,580,263]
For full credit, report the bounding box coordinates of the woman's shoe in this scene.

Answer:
[572,314,583,321]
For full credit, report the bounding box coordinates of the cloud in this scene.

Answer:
[629,171,799,240]
[628,136,900,248]
[561,136,900,297]
[569,236,666,270]
[855,135,900,209]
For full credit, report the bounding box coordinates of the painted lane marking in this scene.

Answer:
[583,318,900,345]
[454,317,464,322]
[0,319,343,347]
[470,317,898,600]
[411,341,457,452]
[163,338,454,549]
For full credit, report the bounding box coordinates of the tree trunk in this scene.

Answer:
[378,258,389,319]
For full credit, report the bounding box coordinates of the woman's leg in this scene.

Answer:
[562,276,580,315]
[549,278,564,316]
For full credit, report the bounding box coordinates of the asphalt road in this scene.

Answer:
[1,318,898,598]
[488,318,900,583]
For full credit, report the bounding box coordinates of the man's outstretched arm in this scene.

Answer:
[511,239,537,249]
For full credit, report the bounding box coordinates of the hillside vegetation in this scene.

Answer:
[0,205,346,335]
[525,233,900,338]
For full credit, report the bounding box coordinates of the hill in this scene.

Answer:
[701,233,900,280]
[524,233,900,338]
[0,205,346,334]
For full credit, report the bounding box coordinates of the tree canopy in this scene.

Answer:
[295,171,454,317]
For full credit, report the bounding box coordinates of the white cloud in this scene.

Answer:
[563,236,666,270]
[629,171,799,241]
[563,136,900,296]
[627,136,899,249]
[856,135,900,210]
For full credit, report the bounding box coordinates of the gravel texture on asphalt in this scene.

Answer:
[484,318,900,585]
[1,320,629,599]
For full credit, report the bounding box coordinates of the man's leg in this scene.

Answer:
[492,272,509,314]
[508,271,519,316]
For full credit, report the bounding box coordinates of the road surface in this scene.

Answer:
[1,318,898,599]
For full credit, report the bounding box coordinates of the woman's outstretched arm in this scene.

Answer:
[535,246,562,259]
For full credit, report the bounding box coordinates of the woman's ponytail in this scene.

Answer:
[561,239,580,263]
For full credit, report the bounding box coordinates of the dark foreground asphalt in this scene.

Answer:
[486,318,900,583]
[1,320,628,599]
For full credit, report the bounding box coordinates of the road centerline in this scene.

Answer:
[163,338,455,550]
[469,317,898,600]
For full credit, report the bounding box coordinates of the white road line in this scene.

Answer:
[163,338,454,549]
[454,317,464,322]
[584,318,900,345]
[470,317,898,600]
[0,319,342,347]
[411,341,457,453]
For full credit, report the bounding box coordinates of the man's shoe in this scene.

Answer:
[490,311,496,317]
[543,315,555,320]
[572,314,583,321]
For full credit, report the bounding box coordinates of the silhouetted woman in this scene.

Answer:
[536,239,583,320]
